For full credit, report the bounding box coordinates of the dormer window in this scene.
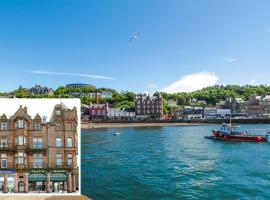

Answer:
[17,120,24,129]
[34,122,41,131]
[1,122,7,130]
[56,110,61,116]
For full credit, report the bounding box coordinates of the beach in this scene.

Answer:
[81,122,205,129]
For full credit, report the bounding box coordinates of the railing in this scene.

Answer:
[0,143,17,152]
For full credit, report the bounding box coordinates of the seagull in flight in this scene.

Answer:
[129,32,140,42]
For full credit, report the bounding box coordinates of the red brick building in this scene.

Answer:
[0,104,78,193]
[89,103,109,120]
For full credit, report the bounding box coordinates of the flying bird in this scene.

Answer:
[129,32,140,42]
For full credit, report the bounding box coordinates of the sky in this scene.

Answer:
[0,99,80,120]
[0,0,270,93]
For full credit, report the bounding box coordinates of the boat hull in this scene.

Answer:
[210,131,267,142]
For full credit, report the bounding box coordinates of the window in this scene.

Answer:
[33,154,43,168]
[56,138,62,147]
[67,154,73,166]
[34,122,41,131]
[18,120,24,129]
[18,136,25,145]
[1,154,7,168]
[1,122,7,130]
[56,154,62,166]
[33,138,43,149]
[56,123,62,131]
[0,138,7,148]
[17,152,25,164]
[66,122,72,131]
[67,138,73,147]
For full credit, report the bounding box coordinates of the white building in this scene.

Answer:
[216,109,231,117]
[101,92,113,99]
[204,107,217,119]
[107,108,135,119]
[167,100,177,108]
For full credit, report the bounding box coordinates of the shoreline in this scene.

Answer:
[81,122,208,129]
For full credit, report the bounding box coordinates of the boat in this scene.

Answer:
[205,123,270,142]
[114,132,122,136]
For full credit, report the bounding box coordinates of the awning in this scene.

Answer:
[28,174,47,182]
[51,173,67,181]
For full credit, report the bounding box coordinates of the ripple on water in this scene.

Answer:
[81,125,270,200]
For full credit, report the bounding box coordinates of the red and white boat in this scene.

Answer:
[205,123,270,142]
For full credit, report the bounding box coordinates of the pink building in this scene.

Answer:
[89,103,109,119]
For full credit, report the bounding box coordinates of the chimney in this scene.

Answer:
[23,106,28,113]
[42,116,47,123]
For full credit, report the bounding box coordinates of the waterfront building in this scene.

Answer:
[204,107,217,119]
[107,108,135,120]
[29,85,54,96]
[135,93,163,119]
[246,95,262,117]
[260,96,270,117]
[66,83,94,88]
[89,103,109,120]
[179,106,203,120]
[0,104,78,193]
[216,109,231,117]
[224,97,246,115]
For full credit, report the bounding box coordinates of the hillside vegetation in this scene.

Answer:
[2,85,270,114]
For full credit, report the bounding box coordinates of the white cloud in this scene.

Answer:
[30,70,115,80]
[249,80,256,85]
[147,83,158,89]
[161,71,219,93]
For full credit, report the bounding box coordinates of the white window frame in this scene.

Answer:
[56,138,62,147]
[18,120,24,129]
[34,122,41,131]
[1,122,7,130]
[56,154,63,166]
[67,137,73,147]
[67,154,73,166]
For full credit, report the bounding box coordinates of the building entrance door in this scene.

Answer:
[18,181,24,192]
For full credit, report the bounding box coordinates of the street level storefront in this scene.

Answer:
[0,169,78,193]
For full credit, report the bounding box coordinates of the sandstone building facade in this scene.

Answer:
[0,104,78,193]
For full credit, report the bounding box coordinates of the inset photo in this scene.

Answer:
[0,99,80,195]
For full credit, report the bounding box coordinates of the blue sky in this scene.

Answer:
[0,0,270,93]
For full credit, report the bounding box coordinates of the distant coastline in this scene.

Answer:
[81,118,270,129]
[81,122,205,129]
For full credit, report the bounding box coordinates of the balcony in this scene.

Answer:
[0,143,17,152]
[25,146,47,154]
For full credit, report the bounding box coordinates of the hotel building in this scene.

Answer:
[0,104,78,193]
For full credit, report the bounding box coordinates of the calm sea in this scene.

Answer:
[81,125,270,200]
